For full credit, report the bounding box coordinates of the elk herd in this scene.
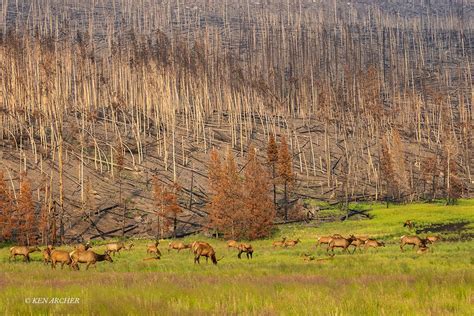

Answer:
[5,229,442,270]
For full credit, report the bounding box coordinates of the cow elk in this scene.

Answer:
[349,238,366,253]
[42,245,55,264]
[105,242,125,256]
[403,220,414,229]
[70,250,113,270]
[284,238,301,247]
[168,241,191,253]
[50,250,73,269]
[400,235,431,251]
[147,243,162,257]
[427,235,441,243]
[74,242,92,252]
[9,246,41,262]
[237,243,253,259]
[327,235,356,253]
[227,240,239,249]
[194,243,221,265]
[272,237,287,247]
[316,234,343,248]
[364,239,385,252]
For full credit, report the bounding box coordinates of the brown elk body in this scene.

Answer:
[349,238,366,253]
[237,243,253,259]
[327,236,356,253]
[427,236,441,243]
[147,244,162,256]
[42,245,55,264]
[50,250,73,269]
[364,239,385,251]
[168,241,191,253]
[70,250,113,270]
[272,237,286,247]
[400,235,430,251]
[284,238,301,247]
[316,234,343,248]
[105,242,125,256]
[9,246,41,262]
[227,240,239,249]
[194,243,219,264]
[74,242,92,252]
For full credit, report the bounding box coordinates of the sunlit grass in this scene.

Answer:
[0,201,473,314]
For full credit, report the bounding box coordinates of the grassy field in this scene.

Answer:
[1,200,473,315]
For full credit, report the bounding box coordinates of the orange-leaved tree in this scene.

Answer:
[243,146,275,239]
[208,148,244,239]
[17,174,37,245]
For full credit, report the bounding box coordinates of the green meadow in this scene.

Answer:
[1,200,473,315]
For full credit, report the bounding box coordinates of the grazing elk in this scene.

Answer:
[9,246,41,262]
[327,235,357,253]
[70,250,113,270]
[364,239,385,251]
[50,250,73,269]
[316,234,343,248]
[191,241,210,252]
[237,243,253,259]
[400,235,431,251]
[227,240,239,249]
[105,242,125,256]
[272,237,287,247]
[168,241,191,253]
[193,243,221,265]
[284,238,301,247]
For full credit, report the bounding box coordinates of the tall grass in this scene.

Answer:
[0,201,473,314]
